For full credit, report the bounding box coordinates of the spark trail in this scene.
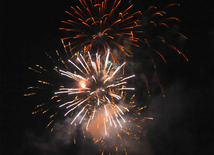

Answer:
[60,0,142,63]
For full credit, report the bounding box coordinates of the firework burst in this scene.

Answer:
[25,48,153,154]
[24,1,189,154]
[136,3,188,62]
[60,0,142,62]
[55,49,135,133]
[25,48,137,133]
[128,3,189,97]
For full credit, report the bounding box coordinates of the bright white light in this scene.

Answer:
[79,81,86,88]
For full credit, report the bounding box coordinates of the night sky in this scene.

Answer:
[1,0,213,155]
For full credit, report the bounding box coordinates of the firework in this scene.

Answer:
[25,47,152,154]
[24,1,189,154]
[136,3,188,62]
[60,0,142,63]
[25,48,136,132]
[55,49,135,133]
[128,3,189,97]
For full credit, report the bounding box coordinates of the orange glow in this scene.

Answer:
[79,81,86,88]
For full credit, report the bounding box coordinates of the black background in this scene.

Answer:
[1,0,213,155]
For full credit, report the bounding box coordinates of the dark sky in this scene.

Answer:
[1,0,213,155]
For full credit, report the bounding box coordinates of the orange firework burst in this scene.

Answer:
[60,0,142,62]
[137,3,188,62]
[128,3,189,97]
